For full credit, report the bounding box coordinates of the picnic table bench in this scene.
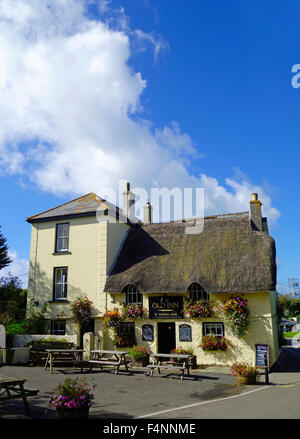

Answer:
[44,349,85,374]
[89,350,130,375]
[0,375,39,414]
[29,340,76,365]
[147,353,193,381]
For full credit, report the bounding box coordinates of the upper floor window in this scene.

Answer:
[55,223,69,253]
[54,267,68,300]
[189,282,210,302]
[123,284,143,305]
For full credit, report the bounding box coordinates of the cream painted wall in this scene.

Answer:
[104,291,280,367]
[27,215,130,334]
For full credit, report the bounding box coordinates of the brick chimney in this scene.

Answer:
[143,199,152,225]
[250,193,263,231]
[123,182,136,222]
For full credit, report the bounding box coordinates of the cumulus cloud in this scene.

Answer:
[0,250,29,287]
[0,0,280,225]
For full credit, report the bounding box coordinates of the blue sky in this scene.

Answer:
[0,0,299,292]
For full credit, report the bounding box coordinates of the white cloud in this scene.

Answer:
[0,250,29,287]
[0,0,280,225]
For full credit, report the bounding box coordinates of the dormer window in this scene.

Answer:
[189,282,210,302]
[123,284,142,305]
[55,223,69,253]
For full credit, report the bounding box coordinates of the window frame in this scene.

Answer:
[189,282,210,302]
[51,320,66,335]
[55,222,70,253]
[203,322,224,338]
[124,284,143,305]
[53,266,68,301]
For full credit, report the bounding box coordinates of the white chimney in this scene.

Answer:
[143,199,152,225]
[123,182,136,222]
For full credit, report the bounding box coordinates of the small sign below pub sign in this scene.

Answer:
[149,296,183,319]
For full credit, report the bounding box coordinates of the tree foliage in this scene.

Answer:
[0,226,11,271]
[277,294,300,318]
[0,273,27,324]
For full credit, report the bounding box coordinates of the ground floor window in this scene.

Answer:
[203,322,224,337]
[117,322,136,347]
[51,320,66,335]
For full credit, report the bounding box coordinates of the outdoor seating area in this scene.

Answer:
[44,348,85,374]
[29,340,76,365]
[147,353,193,380]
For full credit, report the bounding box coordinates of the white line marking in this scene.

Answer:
[137,386,270,419]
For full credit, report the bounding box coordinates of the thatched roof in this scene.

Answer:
[104,212,276,294]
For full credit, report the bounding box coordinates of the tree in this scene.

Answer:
[0,226,11,271]
[0,273,27,323]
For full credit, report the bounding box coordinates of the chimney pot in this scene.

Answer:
[249,193,263,231]
[143,199,152,225]
[123,182,135,222]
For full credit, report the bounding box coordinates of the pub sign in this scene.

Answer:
[148,295,183,319]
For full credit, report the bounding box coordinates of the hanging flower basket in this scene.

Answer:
[183,300,214,318]
[71,296,93,327]
[103,310,122,328]
[222,296,249,337]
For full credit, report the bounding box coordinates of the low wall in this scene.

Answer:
[12,334,79,347]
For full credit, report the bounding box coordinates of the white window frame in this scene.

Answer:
[54,267,68,301]
[51,320,66,335]
[55,223,69,253]
[190,283,210,302]
[203,322,224,337]
[125,284,143,305]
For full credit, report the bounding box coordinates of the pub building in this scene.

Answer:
[104,193,279,368]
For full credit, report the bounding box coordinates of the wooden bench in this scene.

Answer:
[44,349,85,374]
[0,375,39,414]
[89,350,130,375]
[147,353,192,381]
[29,341,76,365]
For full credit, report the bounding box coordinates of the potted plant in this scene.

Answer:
[183,300,214,318]
[199,335,233,351]
[128,345,150,367]
[48,377,95,419]
[222,296,249,337]
[231,362,258,385]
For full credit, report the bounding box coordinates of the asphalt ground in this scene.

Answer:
[1,363,299,420]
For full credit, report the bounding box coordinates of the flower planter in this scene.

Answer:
[56,407,89,419]
[236,375,256,385]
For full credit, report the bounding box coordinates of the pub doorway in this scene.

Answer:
[157,322,176,354]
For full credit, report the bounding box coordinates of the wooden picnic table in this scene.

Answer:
[89,350,130,375]
[148,353,193,380]
[0,375,39,414]
[44,349,85,374]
